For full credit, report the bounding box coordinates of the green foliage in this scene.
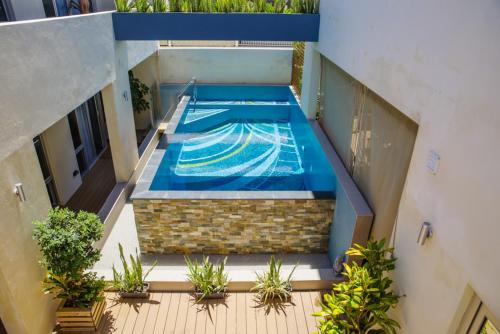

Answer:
[128,70,150,113]
[251,255,297,303]
[115,0,133,12]
[153,0,168,12]
[135,0,151,12]
[112,243,157,293]
[162,0,318,13]
[314,240,400,334]
[291,0,319,13]
[32,208,105,308]
[185,256,228,301]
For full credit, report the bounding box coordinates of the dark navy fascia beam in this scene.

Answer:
[112,12,320,42]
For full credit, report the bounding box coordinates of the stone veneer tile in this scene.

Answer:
[133,199,335,254]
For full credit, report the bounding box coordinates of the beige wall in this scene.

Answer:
[0,142,57,334]
[0,14,157,333]
[131,54,160,130]
[313,0,500,333]
[158,47,292,84]
[42,117,82,205]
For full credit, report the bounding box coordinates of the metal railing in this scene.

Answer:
[176,77,197,103]
[160,40,293,48]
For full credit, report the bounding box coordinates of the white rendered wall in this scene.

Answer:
[313,0,500,333]
[0,13,157,333]
[158,47,292,84]
[42,117,82,204]
[131,54,160,130]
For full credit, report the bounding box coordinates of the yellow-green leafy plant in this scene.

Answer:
[115,0,133,11]
[185,256,228,301]
[251,256,297,303]
[153,0,168,12]
[135,0,151,12]
[112,243,157,293]
[168,0,181,11]
[32,208,105,308]
[291,0,319,13]
[314,239,400,334]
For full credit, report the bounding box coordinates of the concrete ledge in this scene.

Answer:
[97,268,339,292]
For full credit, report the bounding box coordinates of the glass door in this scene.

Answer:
[33,136,58,207]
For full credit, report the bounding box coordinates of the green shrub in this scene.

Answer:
[128,70,150,113]
[32,208,105,308]
[153,0,168,12]
[314,239,400,334]
[251,255,296,303]
[168,0,181,11]
[135,0,152,12]
[115,0,133,12]
[291,0,319,13]
[112,243,157,293]
[185,256,228,301]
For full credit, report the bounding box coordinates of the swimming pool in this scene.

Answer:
[149,85,336,194]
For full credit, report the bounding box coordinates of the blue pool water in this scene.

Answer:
[150,85,336,194]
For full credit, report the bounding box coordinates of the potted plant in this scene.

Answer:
[111,0,320,41]
[185,256,228,301]
[251,255,297,303]
[112,243,157,298]
[32,208,106,332]
[314,239,400,334]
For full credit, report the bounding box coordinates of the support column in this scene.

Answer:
[101,41,139,183]
[300,42,321,119]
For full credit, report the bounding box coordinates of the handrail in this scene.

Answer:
[177,76,197,103]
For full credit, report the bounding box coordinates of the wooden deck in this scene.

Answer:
[56,291,325,334]
[65,147,116,214]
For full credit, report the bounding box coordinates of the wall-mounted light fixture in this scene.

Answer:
[417,222,432,245]
[13,183,27,202]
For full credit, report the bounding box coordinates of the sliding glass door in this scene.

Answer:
[67,93,108,177]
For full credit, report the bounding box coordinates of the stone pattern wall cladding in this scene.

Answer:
[133,199,335,254]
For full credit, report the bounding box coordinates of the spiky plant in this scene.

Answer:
[273,0,286,13]
[168,0,181,11]
[152,0,168,11]
[115,0,133,12]
[134,0,151,11]
[185,256,228,301]
[251,256,297,303]
[112,243,157,293]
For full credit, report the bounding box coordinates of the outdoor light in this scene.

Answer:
[417,222,432,245]
[13,183,26,202]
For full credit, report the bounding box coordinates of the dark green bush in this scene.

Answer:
[33,208,105,308]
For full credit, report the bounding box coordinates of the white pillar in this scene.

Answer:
[300,42,321,119]
[101,41,139,183]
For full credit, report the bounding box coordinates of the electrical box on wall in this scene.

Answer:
[427,150,440,175]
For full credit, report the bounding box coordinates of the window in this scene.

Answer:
[0,0,9,22]
[33,136,58,207]
[457,292,500,334]
[41,0,56,17]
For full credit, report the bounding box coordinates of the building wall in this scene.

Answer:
[8,0,45,20]
[158,47,292,84]
[0,13,157,333]
[42,117,82,205]
[314,0,500,333]
[131,54,160,130]
[0,142,58,334]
